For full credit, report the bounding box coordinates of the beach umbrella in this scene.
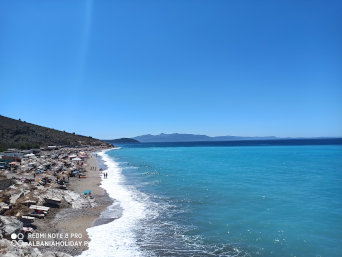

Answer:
[25,153,35,157]
[83,190,91,195]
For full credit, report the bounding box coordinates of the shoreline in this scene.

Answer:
[79,149,146,257]
[0,146,115,256]
[51,150,114,256]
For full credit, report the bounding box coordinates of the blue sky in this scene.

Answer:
[1,0,341,139]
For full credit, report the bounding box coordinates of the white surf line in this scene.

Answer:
[80,149,147,257]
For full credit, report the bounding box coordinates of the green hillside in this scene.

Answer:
[0,115,111,151]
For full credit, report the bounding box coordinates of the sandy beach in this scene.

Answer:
[0,146,114,256]
[38,152,113,256]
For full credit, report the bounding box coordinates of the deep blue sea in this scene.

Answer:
[96,141,342,257]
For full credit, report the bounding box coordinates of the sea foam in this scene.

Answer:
[79,150,147,257]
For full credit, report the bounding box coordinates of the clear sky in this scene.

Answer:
[1,0,341,139]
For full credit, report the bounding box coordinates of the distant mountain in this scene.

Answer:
[134,133,278,143]
[0,115,111,151]
[105,138,140,144]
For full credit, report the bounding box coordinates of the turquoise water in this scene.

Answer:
[107,144,342,257]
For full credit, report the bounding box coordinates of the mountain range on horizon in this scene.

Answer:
[132,133,278,143]
[126,133,340,143]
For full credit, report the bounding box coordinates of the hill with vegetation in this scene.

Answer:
[0,115,111,151]
[105,138,140,144]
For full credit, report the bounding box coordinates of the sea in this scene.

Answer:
[81,139,342,257]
